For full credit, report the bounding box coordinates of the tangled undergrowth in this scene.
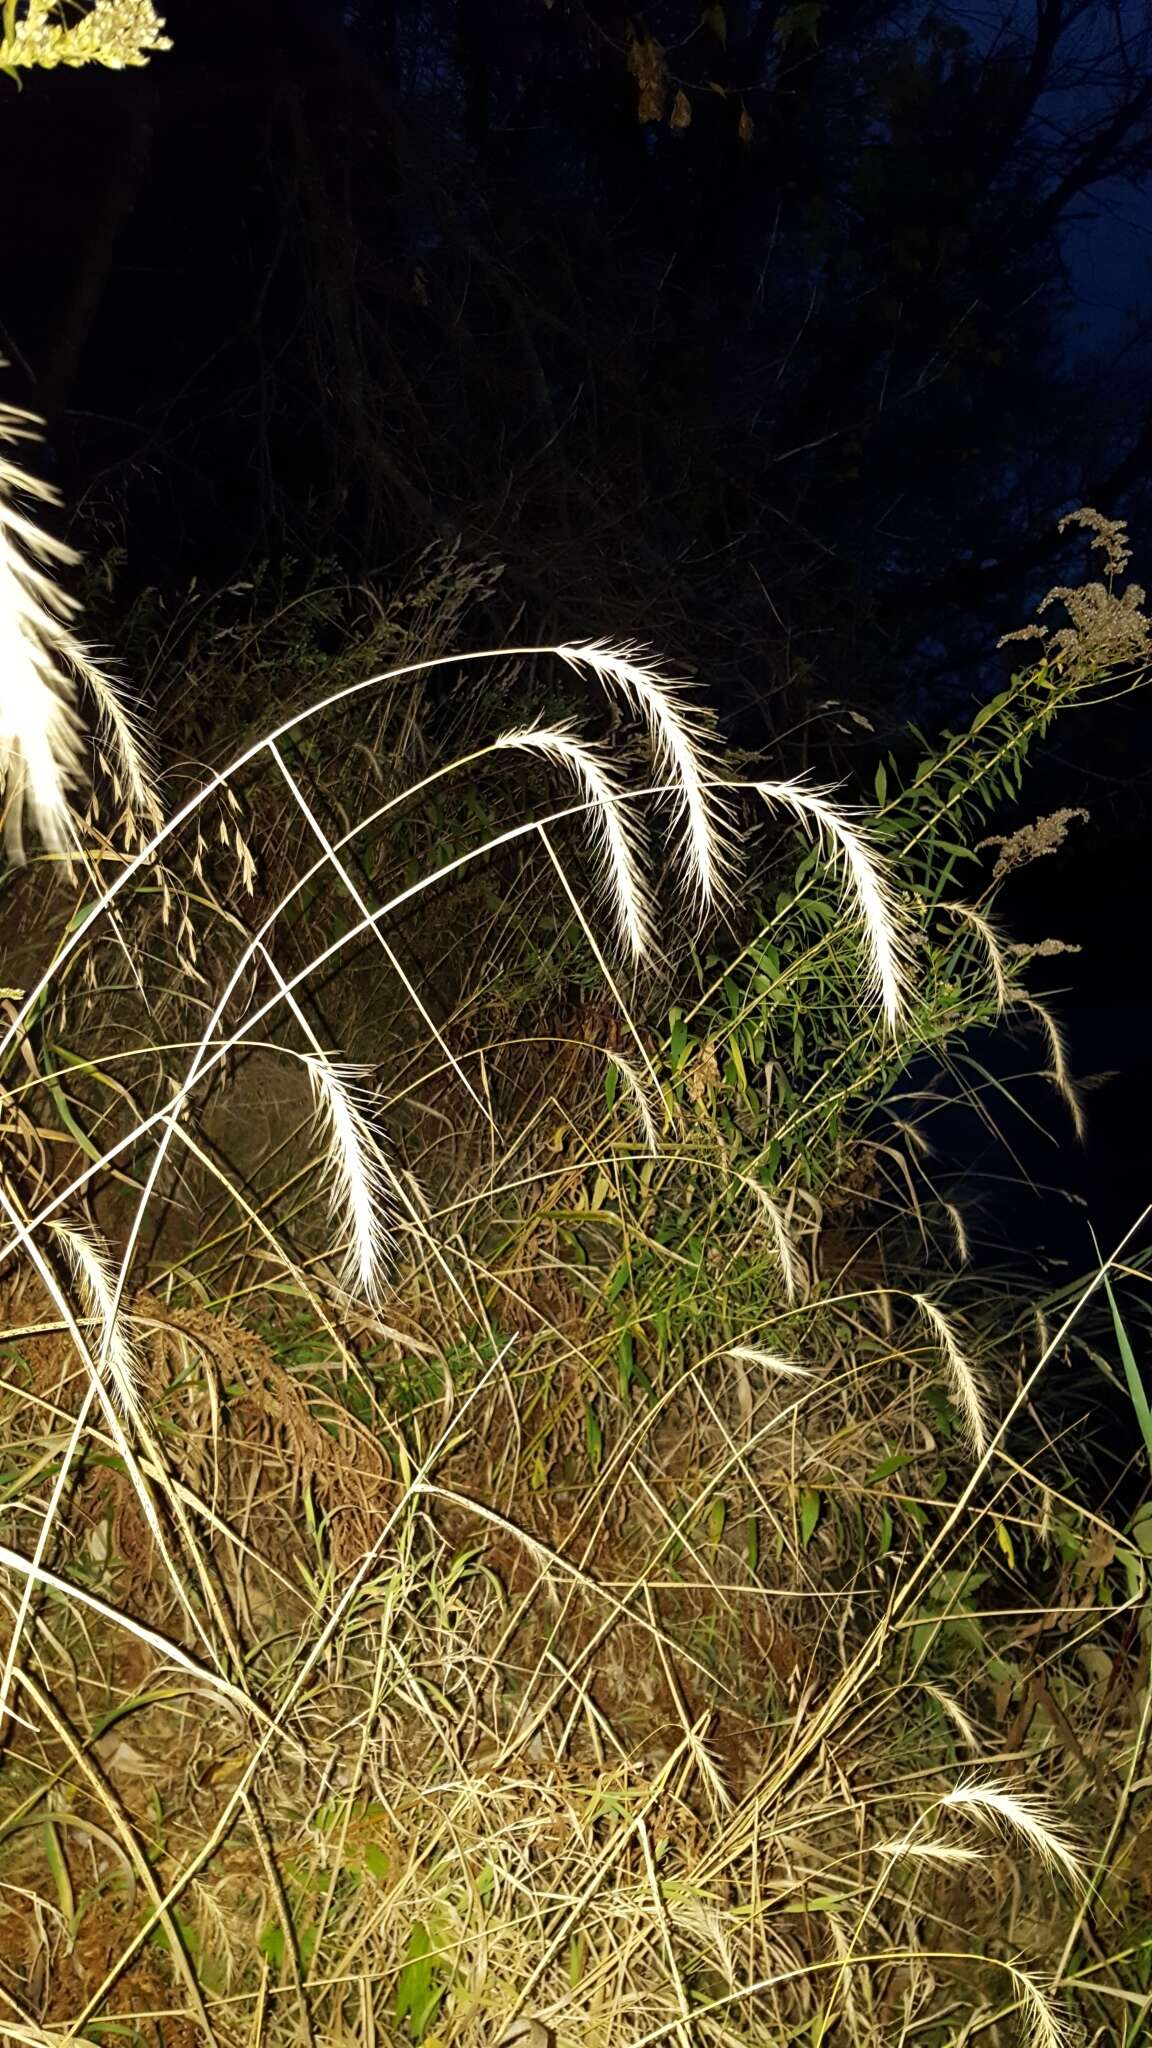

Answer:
[0,403,1151,2048]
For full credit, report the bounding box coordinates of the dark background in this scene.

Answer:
[6,0,1152,1262]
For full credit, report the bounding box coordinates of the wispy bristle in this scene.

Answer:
[85,662,163,837]
[606,1048,662,1151]
[556,639,737,914]
[875,1837,983,1865]
[738,1176,808,1305]
[727,1344,812,1379]
[50,1219,143,1423]
[306,1057,395,1301]
[948,900,1011,1010]
[0,400,161,860]
[498,721,657,960]
[913,1293,990,1458]
[1013,993,1086,1140]
[943,1201,970,1266]
[755,778,915,1031]
[1010,1966,1075,2048]
[941,1780,1085,1890]
[924,1683,982,1751]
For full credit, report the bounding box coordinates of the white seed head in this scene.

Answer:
[738,1175,808,1305]
[726,1344,812,1379]
[306,1057,395,1301]
[605,1047,662,1151]
[498,720,658,960]
[556,639,738,914]
[756,777,915,1030]
[913,1292,991,1458]
[941,1780,1085,1890]
[50,1219,143,1423]
[0,399,161,860]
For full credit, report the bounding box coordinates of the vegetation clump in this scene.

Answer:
[0,407,1148,2048]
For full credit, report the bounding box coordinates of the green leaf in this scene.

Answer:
[1103,1271,1152,1468]
[969,688,1010,735]
[395,1923,434,2030]
[775,0,825,47]
[799,1489,821,1548]
[584,1401,604,1472]
[605,1258,631,1307]
[726,1038,748,1091]
[259,1921,285,1969]
[868,1451,913,1483]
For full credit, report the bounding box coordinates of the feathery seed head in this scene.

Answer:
[51,1219,143,1424]
[923,1683,982,1750]
[497,720,658,961]
[755,777,915,1030]
[0,399,161,860]
[738,1174,808,1305]
[875,1837,983,1865]
[1010,1968,1076,2048]
[306,1057,395,1302]
[605,1047,663,1151]
[948,900,1012,1011]
[555,639,739,916]
[913,1292,991,1459]
[727,1344,812,1379]
[941,1780,1085,1890]
[1013,993,1086,1140]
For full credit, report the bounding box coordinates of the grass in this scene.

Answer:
[0,407,1151,2048]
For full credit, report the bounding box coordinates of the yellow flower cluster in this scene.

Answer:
[0,0,170,71]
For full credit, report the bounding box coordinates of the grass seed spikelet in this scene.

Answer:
[306,1056,396,1301]
[738,1174,808,1304]
[50,1218,144,1423]
[605,1047,663,1150]
[1013,992,1086,1140]
[941,1780,1085,1889]
[727,1344,813,1379]
[0,396,160,859]
[948,900,1012,1011]
[556,638,739,914]
[755,778,915,1030]
[497,720,658,960]
[913,1292,991,1458]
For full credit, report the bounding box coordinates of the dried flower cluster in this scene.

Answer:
[1000,507,1152,675]
[978,805,1088,888]
[0,0,169,70]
